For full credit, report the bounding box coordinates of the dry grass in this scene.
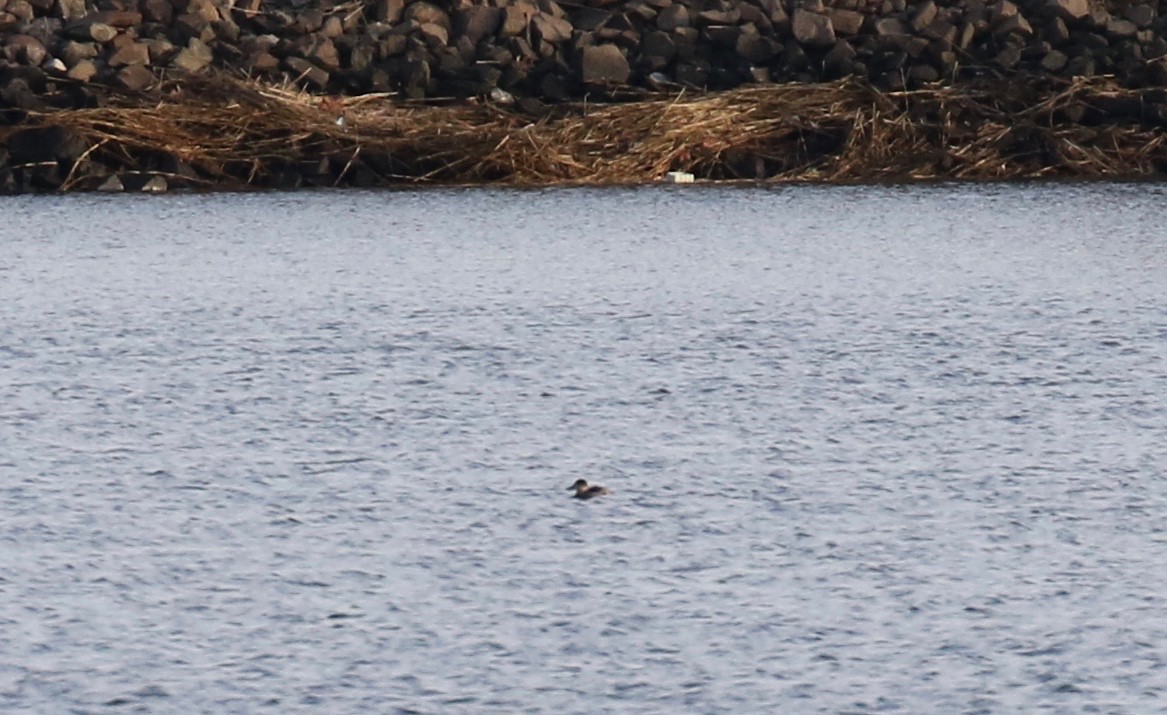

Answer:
[7,72,1167,189]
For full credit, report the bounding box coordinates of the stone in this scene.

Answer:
[116,62,155,91]
[6,0,32,22]
[66,20,118,42]
[284,56,330,89]
[995,14,1032,37]
[567,5,611,31]
[1047,0,1088,22]
[66,58,97,80]
[304,36,340,70]
[791,9,835,48]
[911,1,938,33]
[92,10,143,28]
[873,17,908,36]
[374,0,404,23]
[1040,49,1068,71]
[140,0,172,24]
[404,2,450,32]
[581,43,629,83]
[243,49,279,73]
[171,37,212,72]
[640,30,675,68]
[736,27,776,63]
[697,6,739,25]
[907,63,939,83]
[823,38,857,74]
[1123,4,1154,29]
[107,40,150,67]
[146,38,177,65]
[500,2,535,37]
[321,15,344,39]
[3,35,48,67]
[415,21,446,48]
[532,12,572,44]
[656,4,688,31]
[7,126,89,163]
[139,175,167,192]
[828,8,864,36]
[704,24,739,46]
[97,174,124,192]
[456,5,500,44]
[55,0,86,21]
[1106,17,1138,39]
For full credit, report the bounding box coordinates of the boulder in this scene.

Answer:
[284,56,330,89]
[656,4,688,31]
[56,0,87,22]
[171,37,212,72]
[66,58,98,80]
[107,41,151,67]
[1047,0,1088,22]
[581,43,629,83]
[7,126,89,163]
[828,8,864,36]
[456,5,501,45]
[532,13,573,44]
[117,63,156,91]
[3,35,48,67]
[65,20,118,42]
[792,9,835,48]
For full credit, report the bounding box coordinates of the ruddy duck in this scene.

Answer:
[569,479,611,499]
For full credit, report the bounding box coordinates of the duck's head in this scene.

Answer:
[568,479,589,491]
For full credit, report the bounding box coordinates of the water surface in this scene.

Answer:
[2,184,1167,713]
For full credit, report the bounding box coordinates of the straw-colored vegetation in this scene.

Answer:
[11,72,1167,189]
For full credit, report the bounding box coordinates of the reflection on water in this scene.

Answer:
[2,184,1167,713]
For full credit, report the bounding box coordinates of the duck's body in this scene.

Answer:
[569,479,611,499]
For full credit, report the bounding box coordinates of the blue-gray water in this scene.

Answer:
[3,184,1167,713]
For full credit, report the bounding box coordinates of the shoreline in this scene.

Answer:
[2,0,1167,192]
[3,72,1166,192]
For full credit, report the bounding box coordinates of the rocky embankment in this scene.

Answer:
[2,0,1167,191]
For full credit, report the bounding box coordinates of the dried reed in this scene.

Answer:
[8,72,1167,189]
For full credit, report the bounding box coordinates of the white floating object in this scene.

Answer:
[489,87,515,106]
[664,171,694,184]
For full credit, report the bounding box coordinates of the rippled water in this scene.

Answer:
[3,183,1167,713]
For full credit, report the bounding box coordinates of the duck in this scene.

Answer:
[568,479,611,500]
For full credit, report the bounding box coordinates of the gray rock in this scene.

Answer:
[97,175,124,192]
[65,20,118,43]
[171,37,212,72]
[140,175,168,192]
[792,9,835,48]
[911,1,938,33]
[284,56,330,89]
[56,0,87,22]
[1047,0,1089,22]
[532,13,572,44]
[581,43,629,83]
[4,35,48,66]
[828,8,865,36]
[656,4,688,32]
[456,5,501,45]
[107,41,150,67]
[117,63,156,91]
[404,2,450,32]
[1041,50,1068,71]
[500,2,536,37]
[641,30,675,68]
[66,58,97,80]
